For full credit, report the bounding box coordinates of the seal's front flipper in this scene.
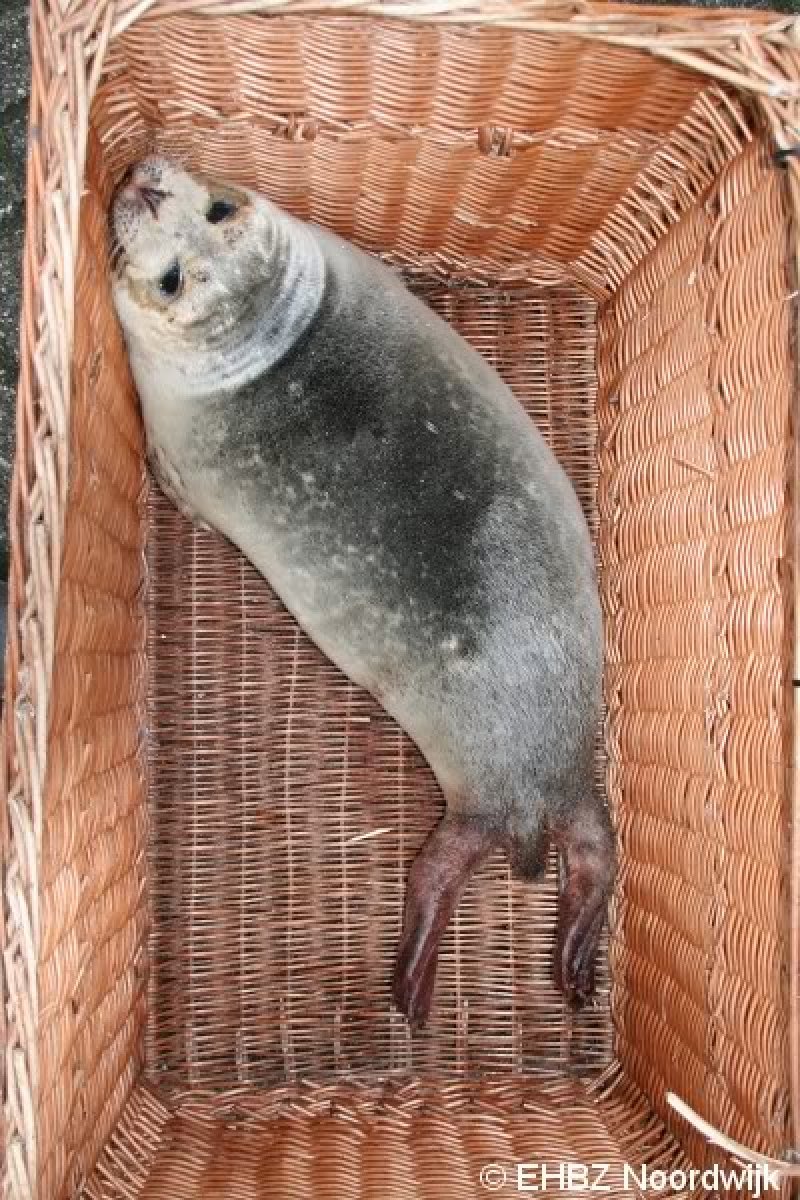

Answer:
[552,800,615,1007]
[392,816,496,1028]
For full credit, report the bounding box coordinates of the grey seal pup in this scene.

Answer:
[110,156,615,1027]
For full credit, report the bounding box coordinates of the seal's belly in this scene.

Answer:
[137,232,601,797]
[180,454,455,697]
[151,401,600,797]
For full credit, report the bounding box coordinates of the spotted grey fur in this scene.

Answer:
[111,158,614,1026]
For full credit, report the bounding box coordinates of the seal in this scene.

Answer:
[110,156,615,1027]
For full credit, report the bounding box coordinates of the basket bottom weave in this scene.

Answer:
[82,1073,697,1198]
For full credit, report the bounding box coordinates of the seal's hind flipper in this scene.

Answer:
[392,816,496,1028]
[552,800,615,1006]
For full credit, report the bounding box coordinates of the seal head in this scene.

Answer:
[111,155,324,395]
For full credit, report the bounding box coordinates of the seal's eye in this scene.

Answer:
[206,199,237,224]
[159,262,183,298]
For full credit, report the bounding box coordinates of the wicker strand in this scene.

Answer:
[668,1094,800,1178]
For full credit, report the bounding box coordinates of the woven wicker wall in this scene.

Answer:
[28,153,149,1200]
[91,18,749,298]
[598,137,794,1168]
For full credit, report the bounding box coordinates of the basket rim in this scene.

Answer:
[2,3,800,1198]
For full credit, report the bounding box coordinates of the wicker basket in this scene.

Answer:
[3,1,800,1197]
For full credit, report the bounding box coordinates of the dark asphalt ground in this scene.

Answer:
[0,0,797,660]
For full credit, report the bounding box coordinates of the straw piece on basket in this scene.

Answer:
[667,1094,800,1179]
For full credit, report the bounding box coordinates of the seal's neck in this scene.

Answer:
[213,213,326,390]
[129,211,326,405]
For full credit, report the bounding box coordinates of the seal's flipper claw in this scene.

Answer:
[392,816,496,1027]
[392,923,439,1029]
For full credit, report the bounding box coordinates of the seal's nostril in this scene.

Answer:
[119,164,134,189]
[140,185,169,217]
